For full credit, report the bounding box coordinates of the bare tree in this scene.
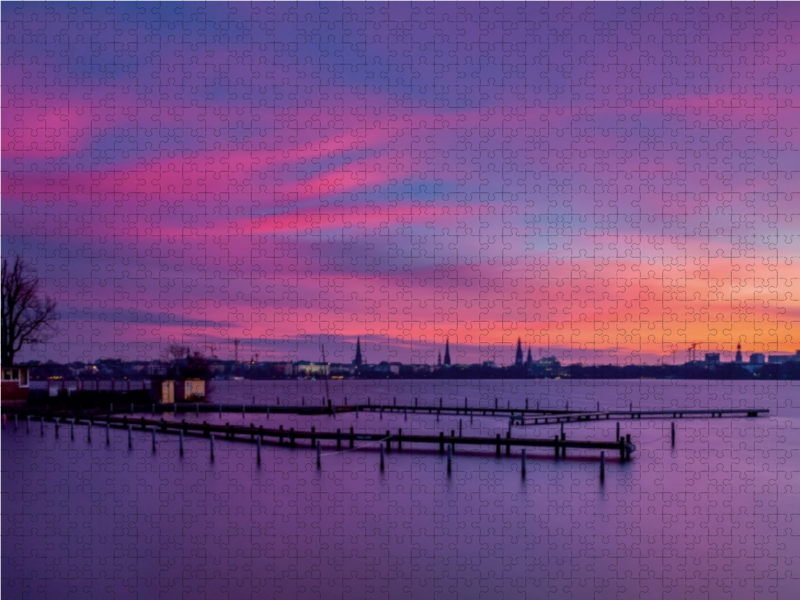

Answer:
[161,344,191,363]
[1,257,58,365]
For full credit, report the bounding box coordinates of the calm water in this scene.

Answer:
[3,380,799,599]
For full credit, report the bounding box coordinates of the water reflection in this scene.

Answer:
[3,380,798,599]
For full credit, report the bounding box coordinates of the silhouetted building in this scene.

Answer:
[444,339,451,366]
[750,353,765,365]
[438,352,442,367]
[735,343,743,364]
[705,353,720,366]
[768,354,791,364]
[353,337,363,367]
[515,338,524,367]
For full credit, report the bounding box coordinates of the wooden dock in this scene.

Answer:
[11,409,638,461]
[105,403,768,423]
[520,408,769,425]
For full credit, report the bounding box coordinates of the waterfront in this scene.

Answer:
[3,380,799,599]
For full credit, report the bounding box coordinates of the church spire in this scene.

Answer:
[353,337,363,366]
[444,338,451,366]
[515,337,524,367]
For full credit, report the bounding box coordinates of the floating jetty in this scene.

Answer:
[85,402,770,423]
[520,408,769,425]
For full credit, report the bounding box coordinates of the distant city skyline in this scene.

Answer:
[13,333,800,369]
[3,3,799,366]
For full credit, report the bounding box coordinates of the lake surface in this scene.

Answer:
[3,380,799,599]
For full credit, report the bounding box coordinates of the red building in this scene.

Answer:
[2,366,30,407]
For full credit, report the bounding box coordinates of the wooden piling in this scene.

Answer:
[496,434,501,457]
[290,428,295,447]
[87,422,91,443]
[521,449,526,477]
[209,434,214,461]
[439,432,445,454]
[256,436,261,464]
[106,422,110,445]
[554,436,559,459]
[336,428,342,450]
[128,425,132,449]
[600,451,605,481]
[70,420,74,440]
[316,441,321,469]
[616,422,620,441]
[625,434,631,460]
[459,419,463,437]
[380,443,385,471]
[279,425,284,445]
[506,431,511,456]
[447,444,452,474]
[386,430,391,452]
[561,431,566,458]
[179,430,184,456]
[151,428,156,452]
[41,417,45,437]
[349,426,354,449]
[671,422,675,446]
[398,428,402,451]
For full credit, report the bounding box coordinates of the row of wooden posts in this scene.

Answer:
[16,413,624,479]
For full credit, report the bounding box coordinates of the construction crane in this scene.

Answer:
[663,346,680,365]
[233,339,241,363]
[687,342,699,364]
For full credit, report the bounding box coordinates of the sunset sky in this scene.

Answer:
[3,2,800,365]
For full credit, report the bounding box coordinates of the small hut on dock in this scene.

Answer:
[151,378,206,404]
